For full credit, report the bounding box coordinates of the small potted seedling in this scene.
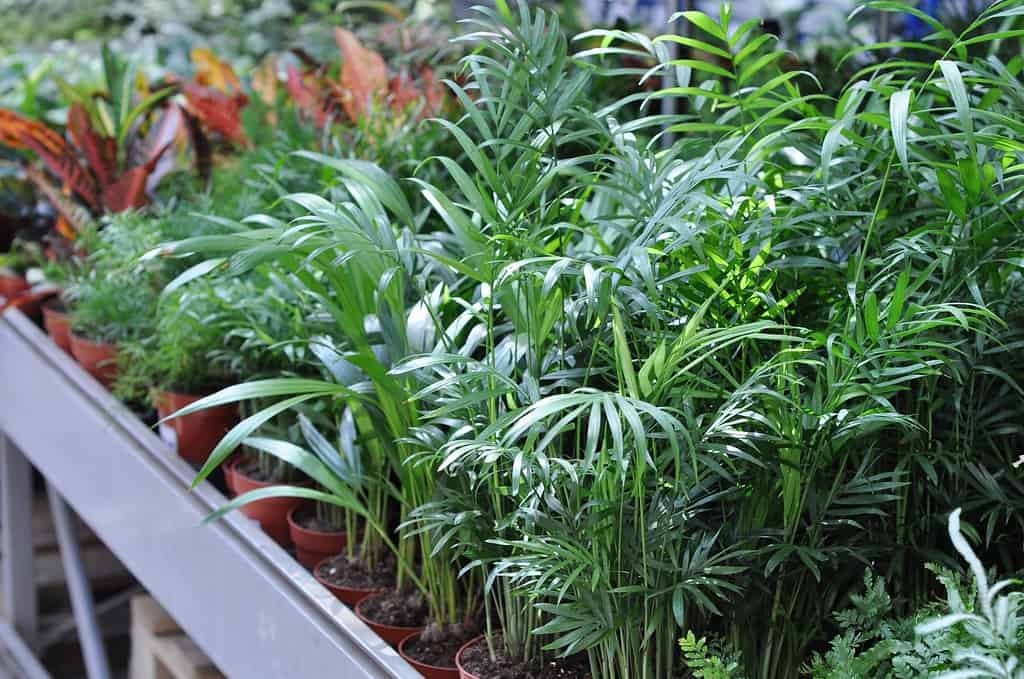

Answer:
[119,283,240,464]
[0,250,30,299]
[65,268,156,389]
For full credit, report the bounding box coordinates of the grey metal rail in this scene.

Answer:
[0,309,417,679]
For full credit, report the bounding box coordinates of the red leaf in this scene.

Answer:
[102,167,152,213]
[389,66,422,114]
[67,103,116,188]
[103,134,174,213]
[286,65,333,128]
[19,134,99,210]
[335,27,389,124]
[420,67,446,119]
[0,108,68,157]
[23,166,95,235]
[184,83,248,145]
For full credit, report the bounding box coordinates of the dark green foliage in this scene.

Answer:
[680,631,746,679]
[34,2,1024,678]
[810,510,1024,679]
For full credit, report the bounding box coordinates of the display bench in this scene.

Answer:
[0,308,418,679]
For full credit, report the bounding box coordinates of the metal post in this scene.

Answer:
[46,484,111,679]
[0,619,50,679]
[0,433,37,647]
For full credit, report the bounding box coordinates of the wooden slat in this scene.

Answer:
[130,596,223,679]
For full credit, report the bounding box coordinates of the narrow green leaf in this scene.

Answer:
[889,89,911,177]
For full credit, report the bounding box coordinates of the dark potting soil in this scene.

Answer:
[294,507,343,534]
[459,635,592,679]
[131,405,158,428]
[315,553,396,590]
[404,624,479,670]
[360,589,429,628]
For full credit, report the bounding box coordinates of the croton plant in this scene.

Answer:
[286,27,445,130]
[0,46,183,236]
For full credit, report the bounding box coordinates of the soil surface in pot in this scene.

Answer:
[293,506,343,533]
[405,624,479,670]
[316,553,396,590]
[460,635,592,679]
[360,589,428,628]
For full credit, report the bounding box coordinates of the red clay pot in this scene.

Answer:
[355,593,424,647]
[4,289,52,320]
[69,333,119,388]
[287,504,347,569]
[42,301,72,353]
[313,556,387,607]
[153,392,177,448]
[455,635,486,679]
[0,275,28,300]
[156,391,238,465]
[225,459,302,547]
[399,632,460,679]
[224,456,239,495]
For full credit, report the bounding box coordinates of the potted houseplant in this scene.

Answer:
[0,240,54,318]
[0,250,29,299]
[117,281,242,464]
[65,268,156,388]
[60,211,168,388]
[42,296,73,352]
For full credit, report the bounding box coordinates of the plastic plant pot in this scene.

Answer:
[399,632,460,679]
[0,275,28,300]
[287,503,347,569]
[454,635,487,679]
[225,458,303,547]
[312,556,387,607]
[354,592,424,647]
[69,333,119,388]
[42,300,72,353]
[156,391,239,465]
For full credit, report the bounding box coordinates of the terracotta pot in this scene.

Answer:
[223,456,239,495]
[287,504,347,569]
[455,635,486,679]
[399,632,460,679]
[0,275,28,300]
[226,459,302,547]
[42,301,72,353]
[153,392,177,448]
[5,289,52,320]
[69,333,119,388]
[355,593,424,647]
[155,391,238,465]
[313,556,387,607]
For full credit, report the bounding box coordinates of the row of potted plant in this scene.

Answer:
[2,1,1024,678]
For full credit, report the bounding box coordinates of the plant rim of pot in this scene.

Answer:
[312,554,390,605]
[355,591,427,646]
[398,630,461,673]
[454,634,487,679]
[287,502,346,538]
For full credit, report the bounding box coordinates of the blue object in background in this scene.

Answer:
[904,0,940,39]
